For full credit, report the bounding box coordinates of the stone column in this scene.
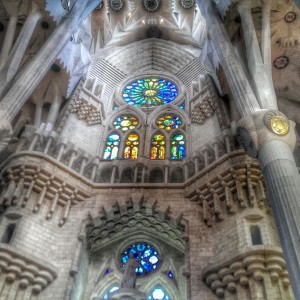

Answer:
[259,140,300,299]
[47,85,63,127]
[197,0,260,117]
[34,98,43,127]
[0,0,100,123]
[237,111,300,299]
[5,3,42,83]
[0,15,17,71]
[237,0,277,110]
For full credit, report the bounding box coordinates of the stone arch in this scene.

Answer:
[149,168,164,183]
[120,168,134,183]
[170,167,184,183]
[98,168,113,183]
[83,193,187,299]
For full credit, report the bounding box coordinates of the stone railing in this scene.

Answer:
[5,125,235,185]
[202,246,292,299]
[0,243,57,300]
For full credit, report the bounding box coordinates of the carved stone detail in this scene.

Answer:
[202,247,291,298]
[86,194,186,253]
[0,244,57,296]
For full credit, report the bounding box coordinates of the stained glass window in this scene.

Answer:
[170,134,186,160]
[124,133,139,159]
[156,114,182,131]
[147,287,170,300]
[179,102,185,110]
[103,133,120,160]
[123,78,178,107]
[150,134,166,160]
[121,243,160,276]
[113,115,139,131]
[103,286,120,299]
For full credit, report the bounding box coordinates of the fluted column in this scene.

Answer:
[0,0,101,123]
[5,3,42,83]
[197,0,260,116]
[259,140,300,299]
[237,0,277,110]
[0,15,17,71]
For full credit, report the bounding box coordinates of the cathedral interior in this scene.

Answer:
[0,0,300,299]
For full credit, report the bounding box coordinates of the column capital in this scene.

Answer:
[236,110,296,158]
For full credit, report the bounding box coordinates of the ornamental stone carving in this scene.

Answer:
[143,0,161,12]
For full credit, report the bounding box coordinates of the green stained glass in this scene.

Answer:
[113,115,139,131]
[103,133,120,160]
[171,133,185,160]
[156,114,182,131]
[123,78,178,107]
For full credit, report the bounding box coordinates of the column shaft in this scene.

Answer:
[259,140,300,299]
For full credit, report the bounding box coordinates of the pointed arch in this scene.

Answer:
[123,132,139,159]
[103,132,121,160]
[170,133,186,160]
[149,168,164,183]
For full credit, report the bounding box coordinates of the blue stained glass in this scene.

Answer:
[123,78,178,107]
[103,133,120,160]
[121,243,160,276]
[179,102,185,110]
[171,133,186,160]
[103,286,120,299]
[147,287,170,300]
[168,271,174,278]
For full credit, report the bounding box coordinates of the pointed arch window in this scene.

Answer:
[113,115,139,132]
[150,134,166,160]
[102,286,120,299]
[124,133,139,159]
[170,133,186,160]
[147,287,170,300]
[103,133,120,160]
[156,114,182,131]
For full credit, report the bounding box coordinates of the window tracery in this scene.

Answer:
[103,133,120,160]
[150,134,166,160]
[171,134,186,160]
[124,133,139,159]
[156,114,182,131]
[123,78,178,107]
[121,242,160,276]
[113,115,139,132]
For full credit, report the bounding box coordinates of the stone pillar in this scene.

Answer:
[0,15,17,70]
[197,0,260,117]
[5,3,42,82]
[47,84,63,127]
[237,0,277,110]
[237,111,300,299]
[259,140,300,299]
[111,166,117,184]
[0,0,100,123]
[164,165,169,183]
[193,156,200,173]
[34,100,43,127]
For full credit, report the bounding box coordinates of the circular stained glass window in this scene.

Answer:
[123,78,178,107]
[121,243,160,276]
[156,114,182,131]
[113,115,139,131]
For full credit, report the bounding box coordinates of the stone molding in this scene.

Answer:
[0,158,91,226]
[0,243,57,295]
[185,150,269,227]
[86,193,187,254]
[202,246,291,298]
